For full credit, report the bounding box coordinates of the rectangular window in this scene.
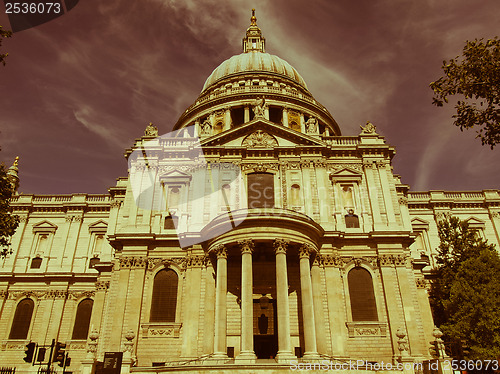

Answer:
[247,173,274,208]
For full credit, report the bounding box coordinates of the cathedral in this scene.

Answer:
[1,10,499,373]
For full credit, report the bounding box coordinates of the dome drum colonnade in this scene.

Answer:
[173,9,341,139]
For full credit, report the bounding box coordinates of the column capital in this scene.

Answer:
[273,238,289,255]
[213,244,227,259]
[312,254,322,267]
[299,243,314,259]
[239,239,255,255]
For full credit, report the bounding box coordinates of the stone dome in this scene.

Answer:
[202,52,308,92]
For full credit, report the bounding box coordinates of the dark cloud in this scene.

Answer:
[0,0,498,194]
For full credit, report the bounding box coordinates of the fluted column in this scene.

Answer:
[299,244,320,360]
[274,239,296,362]
[236,240,256,362]
[311,256,328,355]
[203,260,216,356]
[213,245,228,359]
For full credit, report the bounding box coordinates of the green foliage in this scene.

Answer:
[0,164,19,258]
[430,215,500,360]
[430,37,500,148]
[0,25,13,66]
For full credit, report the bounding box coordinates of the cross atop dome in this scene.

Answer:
[243,9,265,53]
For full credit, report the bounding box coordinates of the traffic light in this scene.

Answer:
[23,342,36,363]
[53,342,66,366]
[37,347,46,362]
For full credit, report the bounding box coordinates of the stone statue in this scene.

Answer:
[201,119,212,135]
[253,96,267,118]
[360,121,377,134]
[305,116,318,133]
[144,122,158,137]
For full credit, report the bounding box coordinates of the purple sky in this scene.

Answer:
[1,0,499,194]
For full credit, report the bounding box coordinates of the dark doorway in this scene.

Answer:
[253,298,278,359]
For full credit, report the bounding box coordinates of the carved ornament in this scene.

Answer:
[273,238,289,255]
[242,130,278,148]
[239,240,255,255]
[378,254,408,267]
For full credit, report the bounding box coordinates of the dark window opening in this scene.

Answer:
[9,298,34,339]
[150,269,178,322]
[247,172,274,209]
[72,299,93,339]
[30,257,42,269]
[231,107,244,126]
[164,215,178,229]
[227,347,235,358]
[345,211,360,228]
[295,346,303,358]
[348,268,378,321]
[269,106,282,124]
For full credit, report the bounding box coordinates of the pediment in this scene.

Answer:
[411,217,429,230]
[329,167,363,181]
[159,169,192,185]
[88,220,108,233]
[33,220,58,233]
[466,216,485,228]
[200,118,325,148]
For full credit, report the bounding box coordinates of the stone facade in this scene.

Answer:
[1,10,499,374]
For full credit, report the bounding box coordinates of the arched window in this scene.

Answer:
[72,299,94,339]
[290,184,301,207]
[247,172,274,209]
[9,298,34,339]
[348,268,378,321]
[168,187,180,209]
[150,269,178,322]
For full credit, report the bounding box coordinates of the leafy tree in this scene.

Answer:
[429,215,500,360]
[0,163,19,258]
[430,37,500,148]
[0,25,13,66]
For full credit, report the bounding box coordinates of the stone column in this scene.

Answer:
[273,239,296,362]
[236,240,256,362]
[244,106,250,123]
[299,245,320,360]
[378,254,406,360]
[90,280,109,334]
[376,161,397,225]
[224,107,232,131]
[203,259,216,356]
[282,107,289,127]
[212,244,228,359]
[311,256,328,355]
[363,161,383,230]
[323,255,346,356]
[181,255,203,358]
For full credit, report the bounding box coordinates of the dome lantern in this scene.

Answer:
[243,9,265,53]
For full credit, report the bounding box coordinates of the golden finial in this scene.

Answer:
[13,156,19,167]
[250,8,257,25]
